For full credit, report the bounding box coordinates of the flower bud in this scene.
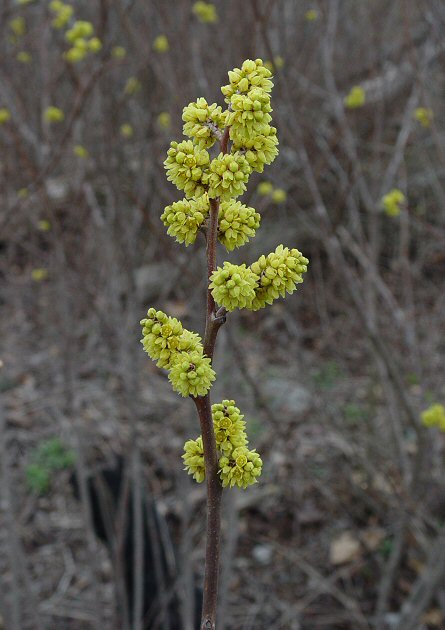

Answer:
[210,262,259,311]
[168,350,216,398]
[218,201,260,251]
[219,446,263,489]
[164,140,210,199]
[249,245,309,310]
[161,196,210,246]
[182,436,205,482]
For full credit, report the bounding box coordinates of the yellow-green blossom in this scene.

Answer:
[235,126,279,173]
[112,46,126,59]
[164,140,210,199]
[218,201,260,251]
[65,47,86,63]
[37,220,51,231]
[344,86,366,109]
[120,123,133,138]
[44,106,64,123]
[88,37,102,53]
[31,268,48,281]
[193,1,218,23]
[161,196,209,246]
[257,181,273,196]
[208,152,251,201]
[212,400,247,455]
[219,447,262,489]
[73,145,89,158]
[225,88,273,145]
[49,1,73,29]
[157,112,171,129]
[17,51,32,63]
[10,17,26,36]
[168,350,216,398]
[414,107,433,128]
[421,403,445,431]
[153,34,169,53]
[182,436,205,482]
[210,262,259,311]
[221,59,273,101]
[305,9,318,21]
[0,108,11,124]
[65,21,94,43]
[124,76,142,95]
[182,98,224,148]
[382,189,405,217]
[140,308,202,369]
[271,188,286,203]
[250,245,309,311]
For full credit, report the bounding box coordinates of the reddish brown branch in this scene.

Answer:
[193,124,231,630]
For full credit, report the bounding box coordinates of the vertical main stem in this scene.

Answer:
[194,395,223,630]
[194,126,230,630]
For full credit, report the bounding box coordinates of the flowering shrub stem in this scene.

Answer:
[141,59,308,628]
[193,395,223,630]
[194,131,229,630]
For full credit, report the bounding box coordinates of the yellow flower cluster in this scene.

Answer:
[182,98,224,149]
[161,196,209,246]
[414,107,433,128]
[183,400,262,489]
[421,404,445,431]
[153,35,169,53]
[140,309,215,397]
[210,245,308,311]
[0,108,11,125]
[64,21,102,63]
[44,106,64,124]
[344,86,366,109]
[49,1,73,29]
[193,1,218,23]
[382,189,405,217]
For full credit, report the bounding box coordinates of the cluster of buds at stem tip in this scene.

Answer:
[141,58,310,490]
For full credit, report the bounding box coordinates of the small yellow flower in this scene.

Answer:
[44,106,64,123]
[157,112,171,129]
[37,220,51,231]
[31,268,48,281]
[192,1,218,24]
[272,188,287,203]
[305,9,318,21]
[153,34,169,53]
[344,86,366,109]
[17,51,32,63]
[64,47,86,63]
[124,76,141,95]
[382,189,405,217]
[88,37,102,53]
[73,145,89,158]
[120,123,133,138]
[257,181,273,196]
[414,107,433,128]
[0,108,11,124]
[112,46,126,59]
[421,403,445,431]
[10,17,26,37]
